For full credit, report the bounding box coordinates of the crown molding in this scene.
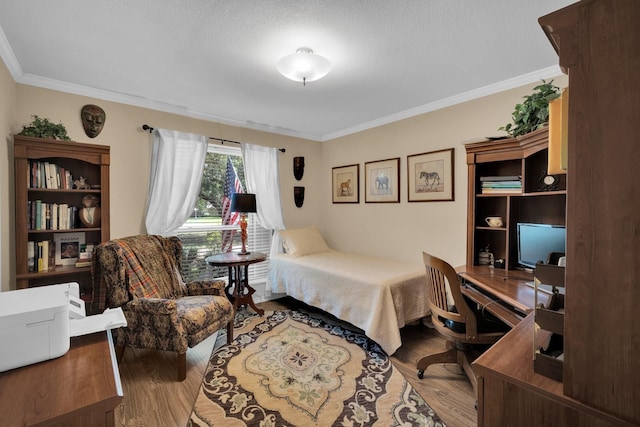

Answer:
[321,65,564,141]
[15,72,323,141]
[4,51,562,143]
[0,26,23,79]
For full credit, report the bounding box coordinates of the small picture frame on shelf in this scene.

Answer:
[365,158,400,203]
[54,232,85,266]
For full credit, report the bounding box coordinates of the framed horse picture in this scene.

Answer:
[407,148,454,202]
[332,164,359,203]
[365,158,400,203]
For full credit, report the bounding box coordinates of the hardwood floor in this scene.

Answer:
[115,297,477,427]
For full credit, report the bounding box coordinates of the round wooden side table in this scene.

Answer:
[205,252,267,316]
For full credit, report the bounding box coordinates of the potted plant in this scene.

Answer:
[18,115,71,140]
[499,80,561,137]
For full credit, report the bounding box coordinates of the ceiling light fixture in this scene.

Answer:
[277,47,331,86]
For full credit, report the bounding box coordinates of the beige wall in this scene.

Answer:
[319,76,568,266]
[1,56,567,290]
[2,82,322,291]
[1,59,17,290]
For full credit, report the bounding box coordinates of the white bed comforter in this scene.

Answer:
[268,250,428,355]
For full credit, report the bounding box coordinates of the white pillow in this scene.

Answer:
[279,226,331,257]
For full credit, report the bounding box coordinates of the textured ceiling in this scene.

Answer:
[0,0,574,141]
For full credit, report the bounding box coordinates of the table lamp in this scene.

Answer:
[231,193,257,255]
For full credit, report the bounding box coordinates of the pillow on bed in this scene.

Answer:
[279,226,331,257]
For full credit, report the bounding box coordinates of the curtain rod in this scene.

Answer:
[141,124,285,152]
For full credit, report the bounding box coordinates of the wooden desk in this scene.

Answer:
[473,314,634,427]
[456,265,551,328]
[0,331,123,427]
[206,252,267,316]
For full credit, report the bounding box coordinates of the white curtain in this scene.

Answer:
[240,143,286,255]
[145,128,208,236]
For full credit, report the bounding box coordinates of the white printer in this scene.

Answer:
[0,282,85,372]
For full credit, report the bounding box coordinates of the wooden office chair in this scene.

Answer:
[417,252,507,395]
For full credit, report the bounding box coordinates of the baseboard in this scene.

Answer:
[251,281,286,303]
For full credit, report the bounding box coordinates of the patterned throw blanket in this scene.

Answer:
[118,236,184,300]
[92,235,186,311]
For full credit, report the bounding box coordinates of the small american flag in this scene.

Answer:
[221,157,243,252]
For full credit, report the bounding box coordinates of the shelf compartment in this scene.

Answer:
[16,264,92,280]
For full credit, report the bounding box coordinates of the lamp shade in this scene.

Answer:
[231,193,257,213]
[277,47,331,84]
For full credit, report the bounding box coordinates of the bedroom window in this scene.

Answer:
[176,144,271,284]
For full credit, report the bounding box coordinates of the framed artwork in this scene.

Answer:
[365,157,400,203]
[54,232,85,266]
[407,148,455,202]
[332,164,359,203]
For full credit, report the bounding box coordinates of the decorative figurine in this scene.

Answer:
[73,176,91,190]
[79,194,101,227]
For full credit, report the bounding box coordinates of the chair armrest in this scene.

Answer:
[119,297,188,353]
[125,297,178,315]
[186,280,227,297]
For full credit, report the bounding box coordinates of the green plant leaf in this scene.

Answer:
[18,115,71,140]
[499,80,560,137]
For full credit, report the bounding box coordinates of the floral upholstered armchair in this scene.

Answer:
[92,235,234,381]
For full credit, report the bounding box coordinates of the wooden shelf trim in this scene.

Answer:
[16,265,92,280]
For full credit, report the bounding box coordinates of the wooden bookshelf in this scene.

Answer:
[464,128,567,272]
[14,135,110,304]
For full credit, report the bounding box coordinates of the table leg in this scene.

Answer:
[242,264,264,316]
[229,264,264,316]
[224,266,234,302]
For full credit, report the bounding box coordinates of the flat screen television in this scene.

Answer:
[517,223,566,269]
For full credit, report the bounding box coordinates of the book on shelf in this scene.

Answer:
[51,203,58,230]
[45,162,54,188]
[480,175,522,194]
[44,240,50,271]
[75,245,96,268]
[31,240,55,272]
[481,181,522,187]
[481,187,523,194]
[74,260,92,268]
[27,202,79,231]
[479,175,522,182]
[29,160,74,189]
[27,241,35,272]
[45,203,51,229]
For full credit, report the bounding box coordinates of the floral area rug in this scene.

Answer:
[188,310,445,426]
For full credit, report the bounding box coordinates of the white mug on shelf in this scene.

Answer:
[485,216,504,228]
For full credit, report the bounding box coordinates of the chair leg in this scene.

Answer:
[177,352,187,381]
[416,346,458,379]
[115,345,126,363]
[226,320,234,345]
[416,344,480,397]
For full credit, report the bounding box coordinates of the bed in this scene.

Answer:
[268,226,429,355]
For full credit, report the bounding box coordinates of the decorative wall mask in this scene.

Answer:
[81,104,106,138]
[294,186,305,208]
[293,157,305,180]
